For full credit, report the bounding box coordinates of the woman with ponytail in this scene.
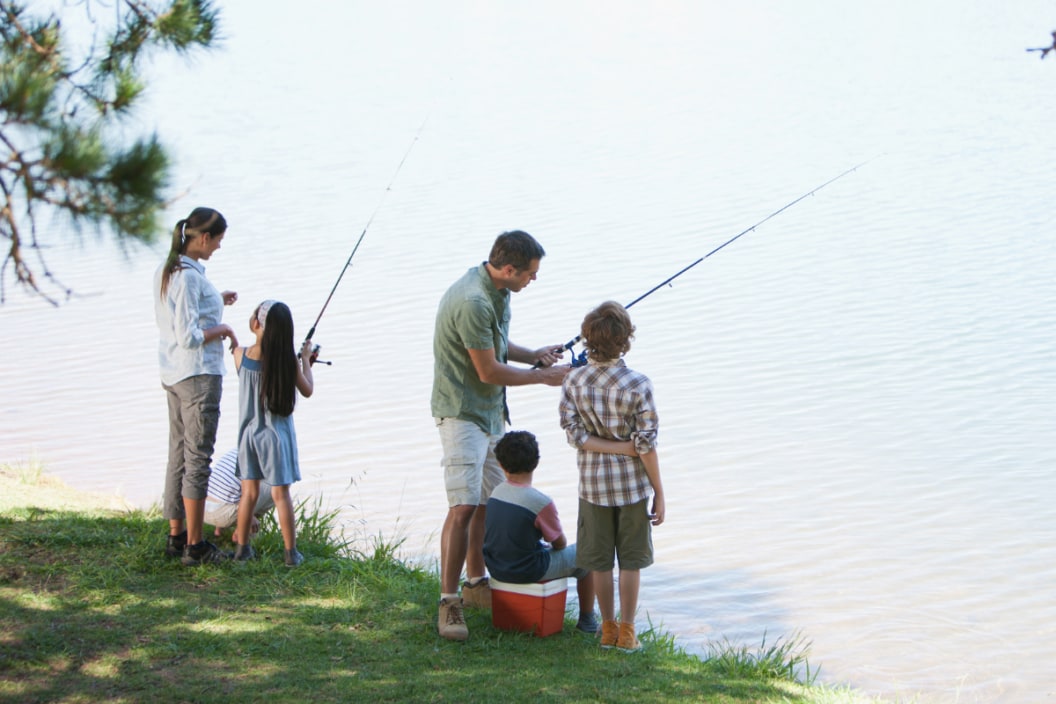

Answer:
[231,300,316,567]
[154,207,238,566]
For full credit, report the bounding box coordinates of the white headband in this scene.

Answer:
[256,300,277,328]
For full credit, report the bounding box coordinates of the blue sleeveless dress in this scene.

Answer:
[236,355,301,486]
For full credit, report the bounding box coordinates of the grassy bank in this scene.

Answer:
[0,464,872,703]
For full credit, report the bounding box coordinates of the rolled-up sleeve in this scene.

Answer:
[170,273,206,349]
[630,382,658,455]
[559,384,590,449]
[155,258,225,386]
[455,297,495,351]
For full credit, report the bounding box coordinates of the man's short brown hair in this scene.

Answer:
[488,230,545,271]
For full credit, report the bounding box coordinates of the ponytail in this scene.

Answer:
[159,207,228,298]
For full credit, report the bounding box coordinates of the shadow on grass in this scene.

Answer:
[0,509,808,704]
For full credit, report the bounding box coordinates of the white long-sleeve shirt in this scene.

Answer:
[154,255,226,386]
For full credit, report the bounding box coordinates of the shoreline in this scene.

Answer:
[0,463,867,704]
[0,463,136,515]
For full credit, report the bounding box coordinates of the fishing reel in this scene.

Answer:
[551,337,589,368]
[299,343,332,366]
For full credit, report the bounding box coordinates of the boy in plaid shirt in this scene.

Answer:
[559,301,666,652]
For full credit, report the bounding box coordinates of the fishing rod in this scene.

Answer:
[544,159,874,367]
[302,117,428,361]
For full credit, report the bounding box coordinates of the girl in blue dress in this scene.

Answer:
[232,300,316,566]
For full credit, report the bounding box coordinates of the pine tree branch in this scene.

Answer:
[0,0,221,304]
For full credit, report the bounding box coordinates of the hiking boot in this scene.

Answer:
[181,540,231,566]
[438,597,468,641]
[616,622,642,653]
[165,530,187,558]
[461,576,492,609]
[233,544,256,561]
[576,611,600,634]
[600,619,619,649]
[284,548,304,567]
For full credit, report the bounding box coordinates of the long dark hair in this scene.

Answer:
[159,207,227,298]
[259,301,298,417]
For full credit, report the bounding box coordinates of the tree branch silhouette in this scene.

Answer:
[0,0,221,305]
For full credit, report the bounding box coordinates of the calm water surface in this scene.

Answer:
[3,3,1054,702]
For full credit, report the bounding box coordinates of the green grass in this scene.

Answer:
[0,468,874,704]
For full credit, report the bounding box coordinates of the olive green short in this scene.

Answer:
[575,497,654,571]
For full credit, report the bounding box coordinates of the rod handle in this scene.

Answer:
[531,336,580,369]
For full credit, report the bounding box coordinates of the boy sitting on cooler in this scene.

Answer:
[483,430,598,633]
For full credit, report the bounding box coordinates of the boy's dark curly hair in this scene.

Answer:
[494,430,540,474]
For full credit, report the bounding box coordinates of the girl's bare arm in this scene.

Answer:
[296,340,315,397]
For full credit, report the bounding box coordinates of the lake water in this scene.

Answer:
[2,2,1054,701]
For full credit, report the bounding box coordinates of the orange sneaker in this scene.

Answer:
[600,620,619,649]
[616,622,641,653]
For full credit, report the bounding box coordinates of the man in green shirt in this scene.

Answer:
[431,230,568,641]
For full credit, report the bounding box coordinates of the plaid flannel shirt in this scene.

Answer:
[559,358,658,507]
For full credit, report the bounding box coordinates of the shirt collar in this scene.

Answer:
[179,254,205,275]
[476,262,508,301]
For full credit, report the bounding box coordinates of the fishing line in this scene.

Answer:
[544,158,875,367]
[304,117,428,345]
